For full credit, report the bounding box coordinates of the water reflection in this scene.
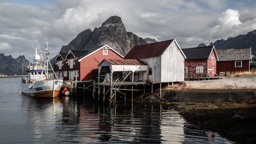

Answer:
[2,85,232,144]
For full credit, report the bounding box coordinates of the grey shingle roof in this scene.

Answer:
[70,50,89,58]
[182,46,214,60]
[59,52,67,59]
[216,48,251,61]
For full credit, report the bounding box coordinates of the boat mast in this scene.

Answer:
[45,42,49,79]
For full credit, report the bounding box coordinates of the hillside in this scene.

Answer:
[0,53,29,75]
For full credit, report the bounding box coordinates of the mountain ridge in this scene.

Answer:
[209,30,256,53]
[61,16,148,56]
[0,53,30,75]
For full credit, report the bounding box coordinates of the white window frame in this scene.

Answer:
[59,72,62,78]
[196,66,204,74]
[185,67,188,73]
[57,61,62,69]
[235,61,242,68]
[63,71,67,77]
[68,59,74,69]
[103,49,108,55]
[75,70,79,77]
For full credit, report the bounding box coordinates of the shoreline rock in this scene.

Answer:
[172,101,256,144]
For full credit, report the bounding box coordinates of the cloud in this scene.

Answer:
[1,0,256,61]
[208,8,256,43]
[210,9,241,39]
[216,9,241,27]
[0,42,11,51]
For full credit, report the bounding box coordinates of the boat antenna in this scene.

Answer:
[40,50,44,62]
[45,42,49,79]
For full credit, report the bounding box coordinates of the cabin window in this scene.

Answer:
[68,59,74,69]
[64,71,67,77]
[149,68,152,75]
[196,66,203,74]
[235,61,242,67]
[103,50,108,55]
[185,67,188,73]
[75,70,79,77]
[58,61,62,69]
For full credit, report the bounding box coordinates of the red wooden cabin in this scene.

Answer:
[216,48,251,73]
[182,46,218,79]
[54,45,123,81]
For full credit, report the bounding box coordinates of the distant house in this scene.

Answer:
[54,45,123,81]
[182,46,218,79]
[216,48,251,73]
[124,39,186,83]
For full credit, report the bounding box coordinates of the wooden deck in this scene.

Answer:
[96,82,146,86]
[185,76,221,81]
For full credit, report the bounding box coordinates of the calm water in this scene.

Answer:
[0,78,234,144]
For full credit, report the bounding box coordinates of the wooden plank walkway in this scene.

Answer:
[96,82,146,86]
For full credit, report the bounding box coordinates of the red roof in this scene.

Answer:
[105,59,146,65]
[124,39,174,59]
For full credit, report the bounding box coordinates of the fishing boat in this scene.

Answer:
[21,43,63,98]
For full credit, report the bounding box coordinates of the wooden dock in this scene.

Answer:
[67,79,166,104]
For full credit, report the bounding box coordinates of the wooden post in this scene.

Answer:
[124,86,126,104]
[114,90,117,102]
[93,81,95,99]
[110,71,113,102]
[98,68,100,101]
[172,82,173,88]
[160,82,162,98]
[132,85,134,103]
[144,85,145,94]
[83,83,85,93]
[98,85,100,101]
[151,84,153,93]
[103,86,106,102]
[132,71,134,103]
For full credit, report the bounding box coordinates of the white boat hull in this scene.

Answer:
[21,79,63,98]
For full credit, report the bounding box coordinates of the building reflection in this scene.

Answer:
[22,95,231,143]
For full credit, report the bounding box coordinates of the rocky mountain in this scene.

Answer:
[197,43,207,47]
[144,37,157,44]
[209,30,256,53]
[61,16,147,55]
[0,53,29,75]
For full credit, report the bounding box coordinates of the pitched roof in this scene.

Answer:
[55,52,67,62]
[78,45,123,62]
[59,52,67,59]
[70,50,89,58]
[216,48,251,61]
[182,46,214,60]
[105,59,146,65]
[124,39,174,59]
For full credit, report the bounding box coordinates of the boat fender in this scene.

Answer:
[62,87,68,94]
[64,91,70,96]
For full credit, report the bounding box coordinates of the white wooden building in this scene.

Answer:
[98,59,148,84]
[124,39,186,83]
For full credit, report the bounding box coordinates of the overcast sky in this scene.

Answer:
[1,0,256,61]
